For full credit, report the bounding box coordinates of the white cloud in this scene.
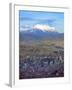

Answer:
[32,24,56,32]
[20,28,29,31]
[20,25,30,31]
[20,24,57,33]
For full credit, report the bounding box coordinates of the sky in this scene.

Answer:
[19,10,64,33]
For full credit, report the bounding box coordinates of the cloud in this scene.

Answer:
[32,24,56,32]
[20,17,56,23]
[20,24,57,33]
[20,25,30,31]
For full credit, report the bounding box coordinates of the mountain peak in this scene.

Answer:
[32,24,57,32]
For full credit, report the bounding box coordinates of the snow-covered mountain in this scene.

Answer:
[19,28,64,41]
[19,24,63,41]
[21,24,57,33]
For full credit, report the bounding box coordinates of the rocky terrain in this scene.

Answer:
[19,39,64,79]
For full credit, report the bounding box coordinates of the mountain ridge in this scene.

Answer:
[19,29,64,41]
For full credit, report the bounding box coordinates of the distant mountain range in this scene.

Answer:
[19,29,64,41]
